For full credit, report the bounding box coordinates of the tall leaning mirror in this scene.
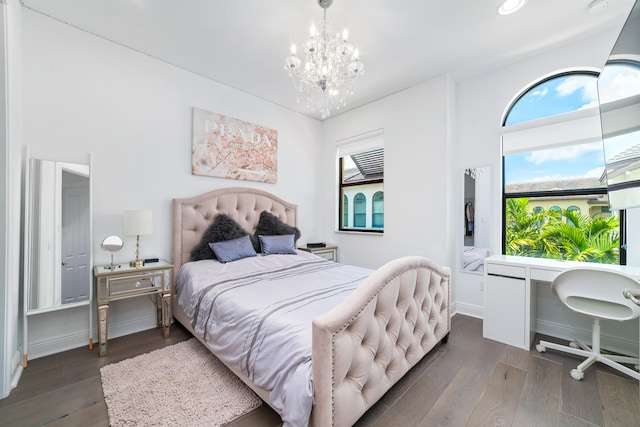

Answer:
[24,158,92,313]
[462,166,492,274]
[22,156,93,367]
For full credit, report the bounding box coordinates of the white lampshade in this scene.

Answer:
[123,210,153,236]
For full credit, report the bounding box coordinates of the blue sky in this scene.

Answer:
[504,66,640,185]
[504,74,604,185]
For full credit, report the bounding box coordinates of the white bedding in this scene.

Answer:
[463,246,489,272]
[175,250,372,427]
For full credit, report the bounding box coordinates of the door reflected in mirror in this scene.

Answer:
[26,159,91,312]
[462,166,491,274]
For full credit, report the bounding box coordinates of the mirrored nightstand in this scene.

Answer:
[93,260,172,356]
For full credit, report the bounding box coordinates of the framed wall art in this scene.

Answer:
[192,108,278,183]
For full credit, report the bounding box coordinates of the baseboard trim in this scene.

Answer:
[453,302,483,319]
[9,349,23,391]
[27,314,159,360]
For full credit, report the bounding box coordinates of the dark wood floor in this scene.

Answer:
[1,315,638,426]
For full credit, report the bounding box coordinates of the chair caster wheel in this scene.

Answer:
[570,369,584,381]
[535,344,545,353]
[569,341,578,349]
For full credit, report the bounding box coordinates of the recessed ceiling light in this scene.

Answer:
[498,0,527,15]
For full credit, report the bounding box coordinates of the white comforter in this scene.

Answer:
[175,251,372,427]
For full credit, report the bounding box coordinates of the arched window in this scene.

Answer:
[342,195,349,227]
[502,70,622,264]
[354,193,366,227]
[566,205,581,225]
[372,192,384,228]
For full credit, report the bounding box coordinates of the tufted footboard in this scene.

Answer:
[311,256,451,427]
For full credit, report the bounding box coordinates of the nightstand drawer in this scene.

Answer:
[314,250,336,261]
[298,245,338,262]
[108,272,162,297]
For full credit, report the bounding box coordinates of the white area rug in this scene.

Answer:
[100,338,262,426]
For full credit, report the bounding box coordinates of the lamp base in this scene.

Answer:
[129,259,145,268]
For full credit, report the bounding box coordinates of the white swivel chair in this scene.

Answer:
[536,267,640,381]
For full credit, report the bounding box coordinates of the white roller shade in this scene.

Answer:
[600,94,640,139]
[501,108,602,155]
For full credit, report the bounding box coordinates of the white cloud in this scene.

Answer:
[598,66,640,103]
[555,75,598,104]
[529,87,548,100]
[584,166,604,178]
[525,144,602,165]
[578,100,599,110]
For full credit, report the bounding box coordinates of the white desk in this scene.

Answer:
[483,255,640,350]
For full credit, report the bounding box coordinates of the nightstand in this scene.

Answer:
[298,245,338,262]
[94,260,173,356]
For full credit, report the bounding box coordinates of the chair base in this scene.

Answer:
[536,338,640,381]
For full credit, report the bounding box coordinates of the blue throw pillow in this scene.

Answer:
[259,234,296,255]
[208,235,257,263]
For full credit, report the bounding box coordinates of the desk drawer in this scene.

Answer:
[486,263,526,279]
[530,268,560,282]
[109,273,161,297]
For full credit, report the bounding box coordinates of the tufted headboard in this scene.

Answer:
[171,187,298,282]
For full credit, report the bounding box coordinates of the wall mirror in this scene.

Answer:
[597,0,640,210]
[462,166,492,274]
[25,158,92,313]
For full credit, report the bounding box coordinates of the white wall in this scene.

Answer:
[20,9,322,358]
[321,75,455,271]
[454,28,639,346]
[1,0,23,398]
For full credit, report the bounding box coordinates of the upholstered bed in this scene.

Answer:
[171,187,451,427]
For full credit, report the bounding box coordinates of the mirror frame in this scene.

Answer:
[23,155,93,315]
[22,150,94,367]
[461,166,492,274]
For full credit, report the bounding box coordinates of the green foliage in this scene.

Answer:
[505,198,619,264]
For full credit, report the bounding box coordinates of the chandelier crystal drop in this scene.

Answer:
[285,0,364,119]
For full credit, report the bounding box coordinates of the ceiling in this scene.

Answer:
[20,0,637,120]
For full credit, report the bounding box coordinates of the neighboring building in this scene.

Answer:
[505,177,612,218]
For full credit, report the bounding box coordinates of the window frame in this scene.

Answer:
[500,70,627,264]
[337,129,384,234]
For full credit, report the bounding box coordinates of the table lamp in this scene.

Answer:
[123,210,153,268]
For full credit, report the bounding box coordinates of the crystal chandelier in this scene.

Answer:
[284,0,364,119]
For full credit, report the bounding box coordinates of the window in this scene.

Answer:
[338,129,384,232]
[372,192,384,228]
[502,71,621,264]
[353,193,366,227]
[342,195,349,227]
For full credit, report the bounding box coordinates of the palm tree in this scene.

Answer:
[542,209,619,263]
[505,198,557,258]
[505,198,619,264]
